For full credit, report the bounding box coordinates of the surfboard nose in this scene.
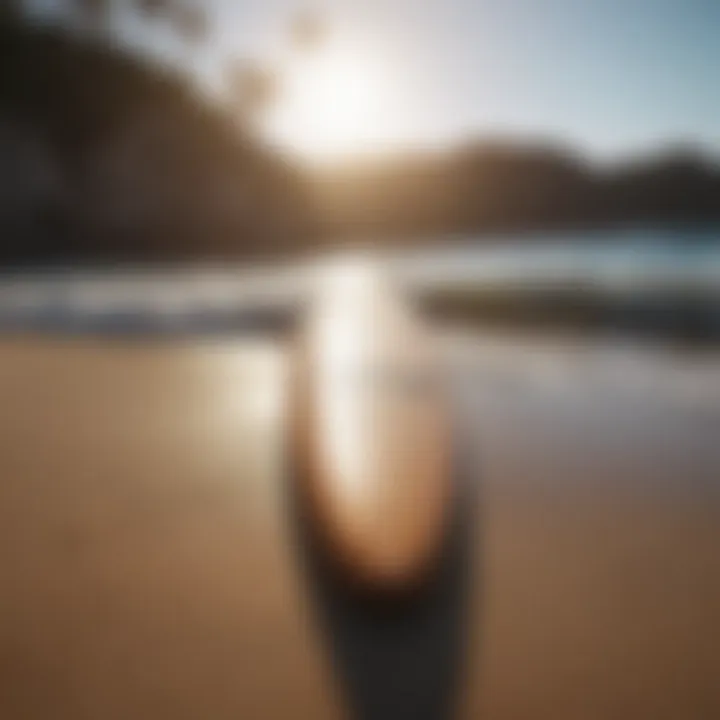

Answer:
[290,263,453,590]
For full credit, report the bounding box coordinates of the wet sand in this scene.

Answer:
[0,334,718,719]
[448,332,720,720]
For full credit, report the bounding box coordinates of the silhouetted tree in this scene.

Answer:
[290,8,325,51]
[71,0,111,32]
[226,61,279,119]
[0,16,317,264]
[134,0,170,17]
[170,2,208,43]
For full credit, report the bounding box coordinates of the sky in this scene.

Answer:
[30,0,720,161]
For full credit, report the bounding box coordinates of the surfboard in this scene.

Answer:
[291,265,452,590]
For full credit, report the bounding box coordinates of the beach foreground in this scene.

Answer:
[0,334,717,719]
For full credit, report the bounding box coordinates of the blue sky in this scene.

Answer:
[32,0,720,159]
[224,0,720,158]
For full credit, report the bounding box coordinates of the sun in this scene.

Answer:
[267,41,395,161]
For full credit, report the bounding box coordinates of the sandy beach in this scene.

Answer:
[0,333,717,719]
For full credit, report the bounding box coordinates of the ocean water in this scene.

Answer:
[0,229,717,335]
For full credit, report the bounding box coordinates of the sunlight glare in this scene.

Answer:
[268,42,395,160]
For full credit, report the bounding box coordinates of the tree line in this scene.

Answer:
[311,143,720,244]
[0,13,717,267]
[0,15,316,265]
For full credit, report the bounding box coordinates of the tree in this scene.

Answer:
[226,61,279,120]
[169,2,208,44]
[8,0,330,129]
[290,7,325,51]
